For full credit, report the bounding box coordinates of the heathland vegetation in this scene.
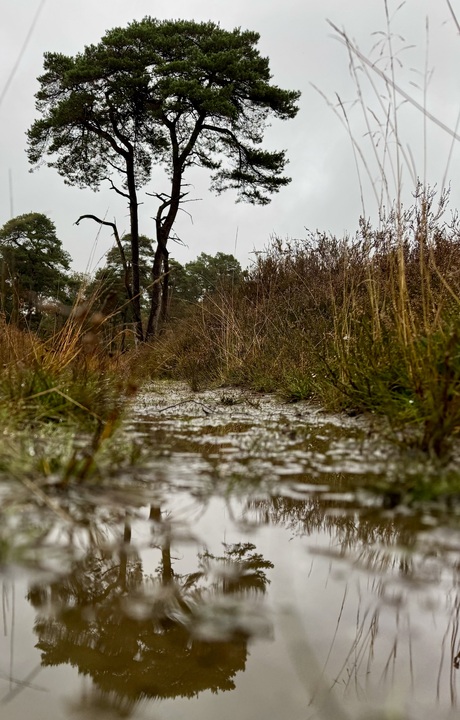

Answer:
[2,7,460,494]
[156,185,460,458]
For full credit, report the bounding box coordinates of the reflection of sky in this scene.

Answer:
[139,498,460,720]
[2,1,460,273]
[1,384,459,718]
[2,491,460,720]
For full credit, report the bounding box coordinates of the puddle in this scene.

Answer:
[0,382,459,720]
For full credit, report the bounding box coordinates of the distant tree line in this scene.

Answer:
[0,211,242,348]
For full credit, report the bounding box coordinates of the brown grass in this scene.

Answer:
[149,186,460,455]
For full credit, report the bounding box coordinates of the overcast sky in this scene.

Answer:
[1,0,460,274]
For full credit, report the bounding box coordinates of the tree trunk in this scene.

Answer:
[145,241,170,339]
[126,157,144,343]
[145,241,164,340]
[145,163,182,340]
[160,248,170,324]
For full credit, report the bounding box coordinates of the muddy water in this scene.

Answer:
[1,383,460,720]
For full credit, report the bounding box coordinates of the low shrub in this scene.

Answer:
[152,187,460,456]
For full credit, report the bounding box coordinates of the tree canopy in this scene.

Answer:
[27,17,300,340]
[171,252,243,307]
[0,212,72,327]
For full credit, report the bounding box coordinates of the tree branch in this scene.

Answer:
[104,177,130,200]
[201,123,245,166]
[75,214,132,300]
[82,117,130,160]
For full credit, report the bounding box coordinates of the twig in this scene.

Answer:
[158,398,214,413]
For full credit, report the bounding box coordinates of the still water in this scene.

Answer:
[1,382,460,720]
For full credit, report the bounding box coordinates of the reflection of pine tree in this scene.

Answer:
[27,515,273,714]
[197,542,274,594]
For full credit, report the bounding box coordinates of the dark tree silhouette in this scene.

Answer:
[0,212,71,328]
[27,18,300,340]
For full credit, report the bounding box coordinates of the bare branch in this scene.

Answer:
[170,231,187,247]
[145,191,171,202]
[104,177,130,200]
[75,214,118,233]
[146,190,191,202]
[75,214,132,299]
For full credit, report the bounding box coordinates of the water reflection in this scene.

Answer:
[26,508,273,715]
[2,385,460,718]
[242,491,460,717]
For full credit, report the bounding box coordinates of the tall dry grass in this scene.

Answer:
[152,184,460,456]
[0,281,135,430]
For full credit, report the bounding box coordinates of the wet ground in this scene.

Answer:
[1,382,460,720]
